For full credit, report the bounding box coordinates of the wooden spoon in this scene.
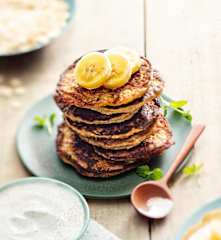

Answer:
[131,124,205,219]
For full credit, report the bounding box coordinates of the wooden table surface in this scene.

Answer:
[0,0,220,239]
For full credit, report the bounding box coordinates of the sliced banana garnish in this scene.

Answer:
[74,48,141,90]
[74,52,111,89]
[104,53,132,89]
[105,47,141,74]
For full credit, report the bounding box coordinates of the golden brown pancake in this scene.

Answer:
[65,102,160,139]
[56,123,148,178]
[60,156,143,178]
[55,56,151,108]
[79,114,167,150]
[94,115,173,161]
[54,68,164,115]
[64,106,137,125]
[90,70,164,114]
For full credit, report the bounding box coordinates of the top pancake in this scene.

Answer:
[55,55,163,110]
[90,69,164,114]
[55,68,164,115]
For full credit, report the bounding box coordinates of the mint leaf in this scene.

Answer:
[170,100,188,109]
[150,168,164,180]
[182,111,192,121]
[182,163,203,176]
[136,165,164,180]
[160,96,192,122]
[136,165,150,178]
[162,105,168,117]
[34,115,46,128]
[34,113,57,135]
[49,113,56,126]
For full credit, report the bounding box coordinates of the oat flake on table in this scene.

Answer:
[0,85,13,98]
[10,77,22,87]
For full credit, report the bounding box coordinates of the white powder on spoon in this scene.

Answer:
[145,197,174,218]
[0,180,86,240]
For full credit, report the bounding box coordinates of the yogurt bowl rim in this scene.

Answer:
[0,176,90,240]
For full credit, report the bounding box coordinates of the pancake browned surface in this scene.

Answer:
[90,69,164,114]
[64,105,137,125]
[55,68,164,115]
[79,114,168,150]
[65,102,160,139]
[94,115,173,161]
[55,57,151,108]
[54,50,173,178]
[56,123,148,178]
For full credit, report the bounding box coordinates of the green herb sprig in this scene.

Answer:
[182,163,203,177]
[160,97,192,121]
[34,113,57,135]
[136,165,164,180]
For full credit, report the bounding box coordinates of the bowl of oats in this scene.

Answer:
[0,0,75,56]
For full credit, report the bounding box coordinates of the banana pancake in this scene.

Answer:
[94,115,173,161]
[56,123,148,178]
[55,56,151,108]
[91,69,164,115]
[64,105,137,125]
[60,155,144,178]
[65,102,160,139]
[54,68,164,115]
[79,114,166,150]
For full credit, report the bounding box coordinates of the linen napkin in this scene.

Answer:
[82,219,121,240]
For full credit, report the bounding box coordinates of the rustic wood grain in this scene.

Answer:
[0,0,149,239]
[146,0,221,239]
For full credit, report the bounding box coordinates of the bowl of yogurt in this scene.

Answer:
[0,177,90,240]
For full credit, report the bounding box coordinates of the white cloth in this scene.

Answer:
[82,219,121,240]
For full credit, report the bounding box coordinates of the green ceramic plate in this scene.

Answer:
[175,197,221,239]
[16,95,191,199]
[0,177,90,240]
[0,0,76,57]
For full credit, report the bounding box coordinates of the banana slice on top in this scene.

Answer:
[74,52,111,89]
[106,47,141,74]
[104,53,132,89]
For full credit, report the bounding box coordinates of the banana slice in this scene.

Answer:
[104,53,132,89]
[106,47,141,74]
[74,52,111,89]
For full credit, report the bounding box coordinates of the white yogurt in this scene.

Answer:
[0,180,86,240]
[145,197,173,218]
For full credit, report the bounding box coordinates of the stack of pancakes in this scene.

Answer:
[54,56,173,178]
